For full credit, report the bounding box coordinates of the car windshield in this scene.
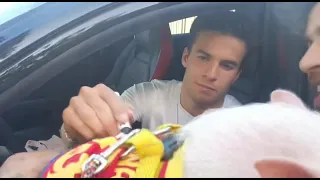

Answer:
[0,2,46,26]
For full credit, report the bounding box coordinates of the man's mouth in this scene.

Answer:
[196,83,217,92]
[308,67,320,87]
[308,73,320,87]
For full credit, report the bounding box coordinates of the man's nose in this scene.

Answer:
[204,61,219,80]
[299,42,320,73]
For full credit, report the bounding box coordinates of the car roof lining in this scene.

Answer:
[0,2,261,114]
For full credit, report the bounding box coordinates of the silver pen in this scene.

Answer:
[114,91,133,137]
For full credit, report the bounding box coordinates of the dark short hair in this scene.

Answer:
[187,11,253,61]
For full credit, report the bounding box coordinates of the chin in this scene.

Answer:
[195,95,219,106]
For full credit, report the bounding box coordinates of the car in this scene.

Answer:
[0,2,315,157]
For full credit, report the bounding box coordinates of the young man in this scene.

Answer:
[61,13,250,144]
[299,3,320,109]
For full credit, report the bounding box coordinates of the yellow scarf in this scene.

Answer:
[41,124,184,178]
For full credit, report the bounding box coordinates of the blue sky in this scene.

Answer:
[0,2,46,25]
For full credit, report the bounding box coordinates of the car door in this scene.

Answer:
[0,2,166,153]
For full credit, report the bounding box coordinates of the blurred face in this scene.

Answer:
[182,31,246,106]
[299,3,320,87]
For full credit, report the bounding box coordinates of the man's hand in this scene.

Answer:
[0,151,59,178]
[62,84,133,143]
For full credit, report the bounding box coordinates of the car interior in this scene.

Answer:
[0,2,313,161]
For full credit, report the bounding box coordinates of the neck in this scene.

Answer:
[180,84,224,117]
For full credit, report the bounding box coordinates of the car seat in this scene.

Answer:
[104,25,173,94]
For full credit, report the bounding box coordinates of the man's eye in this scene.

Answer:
[220,62,236,71]
[198,56,208,61]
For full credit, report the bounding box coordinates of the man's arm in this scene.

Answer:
[59,84,134,148]
[60,81,161,148]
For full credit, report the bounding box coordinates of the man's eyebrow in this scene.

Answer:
[197,50,212,58]
[221,60,239,67]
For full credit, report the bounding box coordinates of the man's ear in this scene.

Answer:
[270,89,306,109]
[182,47,190,68]
[254,157,317,178]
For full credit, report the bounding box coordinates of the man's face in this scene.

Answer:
[299,3,320,87]
[182,31,246,106]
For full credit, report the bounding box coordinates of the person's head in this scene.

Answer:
[181,12,250,108]
[299,3,320,87]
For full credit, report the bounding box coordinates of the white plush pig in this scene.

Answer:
[180,89,320,178]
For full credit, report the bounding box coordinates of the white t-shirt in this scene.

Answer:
[121,79,242,131]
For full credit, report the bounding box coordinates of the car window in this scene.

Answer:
[169,16,197,35]
[28,35,133,100]
[0,2,46,26]
[168,9,237,35]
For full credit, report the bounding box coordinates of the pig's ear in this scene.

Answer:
[254,157,317,178]
[270,89,306,109]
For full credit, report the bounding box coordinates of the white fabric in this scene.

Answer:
[121,79,242,131]
[29,80,241,152]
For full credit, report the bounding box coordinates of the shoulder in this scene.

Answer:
[121,79,181,97]
[223,94,243,108]
[136,79,181,90]
[120,80,181,123]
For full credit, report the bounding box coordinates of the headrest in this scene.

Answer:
[134,25,172,52]
[152,25,173,80]
[134,29,152,48]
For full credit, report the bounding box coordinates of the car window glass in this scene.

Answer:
[0,2,46,26]
[168,8,239,35]
[169,16,197,35]
[26,35,133,100]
